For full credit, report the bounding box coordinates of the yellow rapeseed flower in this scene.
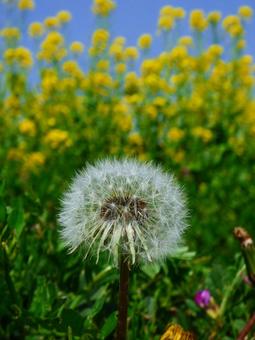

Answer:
[44,129,72,149]
[92,0,116,17]
[18,0,34,10]
[160,6,174,17]
[115,63,126,74]
[23,152,45,173]
[236,39,246,49]
[158,15,175,31]
[62,60,82,76]
[1,27,20,40]
[28,22,44,37]
[138,34,152,50]
[228,24,244,38]
[128,132,143,146]
[92,28,110,46]
[238,6,253,19]
[222,15,240,30]
[167,127,184,142]
[113,36,126,46]
[141,59,161,76]
[96,59,110,71]
[109,43,124,61]
[57,10,72,24]
[178,36,193,47]
[39,32,66,62]
[124,46,139,61]
[207,44,224,59]
[173,7,186,19]
[44,17,59,29]
[208,11,222,24]
[4,47,33,68]
[190,10,208,31]
[144,105,157,119]
[192,127,213,143]
[124,72,140,94]
[70,41,84,54]
[19,119,36,136]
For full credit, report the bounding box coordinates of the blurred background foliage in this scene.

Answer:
[0,0,255,338]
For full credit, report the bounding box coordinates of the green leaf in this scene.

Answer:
[0,199,6,224]
[141,263,161,279]
[7,199,25,238]
[99,312,117,338]
[29,277,56,318]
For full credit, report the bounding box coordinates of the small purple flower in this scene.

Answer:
[194,289,211,308]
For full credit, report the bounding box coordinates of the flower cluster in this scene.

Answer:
[0,1,254,239]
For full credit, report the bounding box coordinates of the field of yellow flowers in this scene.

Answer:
[1,0,255,338]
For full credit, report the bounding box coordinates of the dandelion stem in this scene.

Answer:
[116,254,129,340]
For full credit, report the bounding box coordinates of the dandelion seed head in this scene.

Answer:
[58,158,188,265]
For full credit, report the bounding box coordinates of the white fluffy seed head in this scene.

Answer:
[58,158,188,266]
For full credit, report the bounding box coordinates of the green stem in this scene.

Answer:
[219,264,245,317]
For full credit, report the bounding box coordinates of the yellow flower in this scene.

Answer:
[8,148,24,161]
[70,41,84,54]
[96,59,110,71]
[138,34,152,50]
[92,28,110,47]
[144,105,157,119]
[124,46,139,61]
[4,47,33,68]
[222,15,240,30]
[44,17,59,29]
[236,39,246,49]
[167,127,184,142]
[39,32,66,62]
[161,324,194,340]
[208,11,222,24]
[109,43,124,61]
[189,10,208,31]
[19,119,36,136]
[18,0,34,10]
[92,0,116,17]
[1,27,20,40]
[228,24,244,38]
[207,44,224,59]
[115,63,126,74]
[153,97,166,107]
[113,36,126,46]
[62,60,82,76]
[128,132,143,146]
[124,72,140,94]
[41,73,58,93]
[192,127,213,143]
[23,152,45,173]
[141,59,161,76]
[44,129,72,149]
[178,36,193,47]
[57,10,72,24]
[173,7,186,19]
[158,15,175,31]
[160,6,174,16]
[28,22,44,37]
[238,6,253,19]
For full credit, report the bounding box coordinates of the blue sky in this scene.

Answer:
[1,0,255,59]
